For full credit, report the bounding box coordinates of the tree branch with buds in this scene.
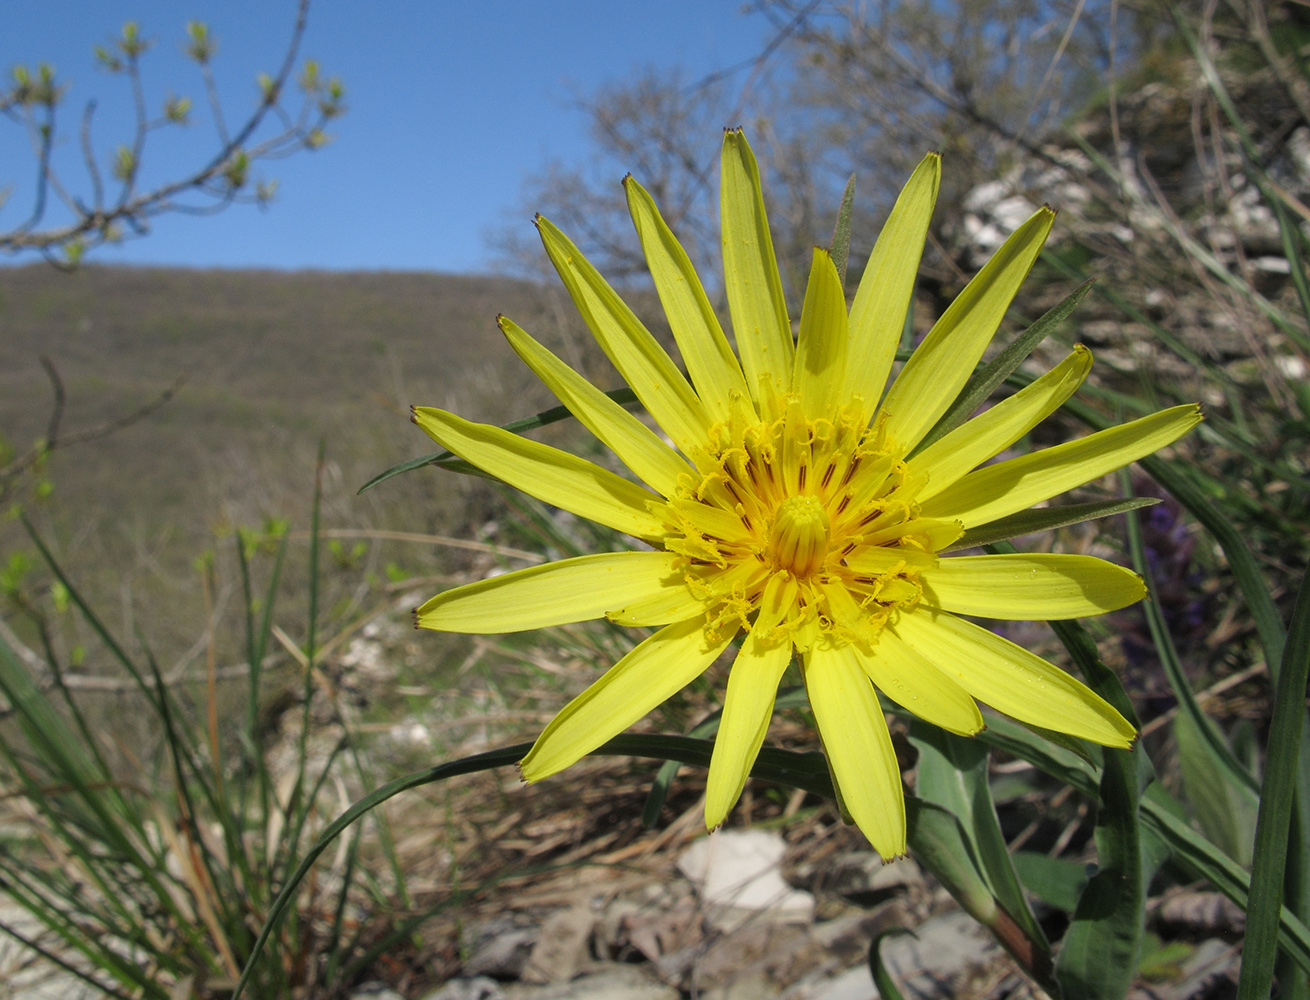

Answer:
[0,0,344,266]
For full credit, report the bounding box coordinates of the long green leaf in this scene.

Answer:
[358,388,640,493]
[1037,600,1148,1000]
[1123,482,1260,797]
[868,929,913,1000]
[641,685,810,827]
[909,722,1050,972]
[1239,563,1310,1000]
[829,173,856,286]
[914,277,1095,454]
[1142,786,1310,974]
[1012,852,1089,912]
[944,497,1160,552]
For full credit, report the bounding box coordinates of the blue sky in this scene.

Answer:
[0,2,776,272]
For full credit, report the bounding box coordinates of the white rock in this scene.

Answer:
[520,906,595,985]
[420,978,506,1000]
[505,963,678,1000]
[678,829,815,932]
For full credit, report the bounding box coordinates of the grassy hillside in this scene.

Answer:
[0,264,613,668]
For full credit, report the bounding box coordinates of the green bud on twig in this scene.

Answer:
[185,21,213,63]
[111,145,135,181]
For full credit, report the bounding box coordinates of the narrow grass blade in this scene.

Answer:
[0,917,147,1000]
[1238,563,1310,1000]
[358,388,639,493]
[912,278,1094,455]
[829,173,856,286]
[944,497,1159,552]
[868,928,913,1000]
[1013,558,1150,1000]
[641,685,809,827]
[21,517,163,711]
[1142,786,1310,974]
[1123,479,1259,795]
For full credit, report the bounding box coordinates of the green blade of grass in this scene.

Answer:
[868,928,913,1000]
[640,684,810,827]
[1141,785,1310,975]
[358,388,640,493]
[913,277,1095,455]
[829,173,856,285]
[0,915,151,1000]
[1123,477,1259,795]
[943,497,1160,552]
[1238,562,1310,1000]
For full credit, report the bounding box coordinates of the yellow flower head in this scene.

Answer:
[412,129,1200,859]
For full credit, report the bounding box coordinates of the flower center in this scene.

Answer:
[768,495,830,578]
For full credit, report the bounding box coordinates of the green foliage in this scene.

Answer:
[0,502,409,997]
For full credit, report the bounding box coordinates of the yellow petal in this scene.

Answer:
[536,216,711,457]
[412,406,667,540]
[918,404,1203,528]
[721,128,793,399]
[607,559,765,627]
[919,553,1146,619]
[704,628,794,829]
[843,546,937,575]
[844,152,940,422]
[855,632,984,736]
[891,608,1136,747]
[908,346,1092,502]
[499,316,692,497]
[804,641,906,859]
[793,247,848,420]
[520,616,735,780]
[879,207,1055,455]
[625,176,751,423]
[417,551,684,633]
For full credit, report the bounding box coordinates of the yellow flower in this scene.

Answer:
[412,129,1200,859]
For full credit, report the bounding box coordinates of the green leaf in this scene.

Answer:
[1175,712,1257,866]
[1141,785,1310,976]
[358,388,639,493]
[1037,603,1149,1000]
[943,497,1160,552]
[641,685,809,827]
[829,173,856,286]
[1012,852,1089,912]
[904,797,997,924]
[913,277,1095,454]
[868,928,914,1000]
[1124,481,1259,799]
[1239,562,1310,1000]
[1054,744,1145,1000]
[909,721,1050,972]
